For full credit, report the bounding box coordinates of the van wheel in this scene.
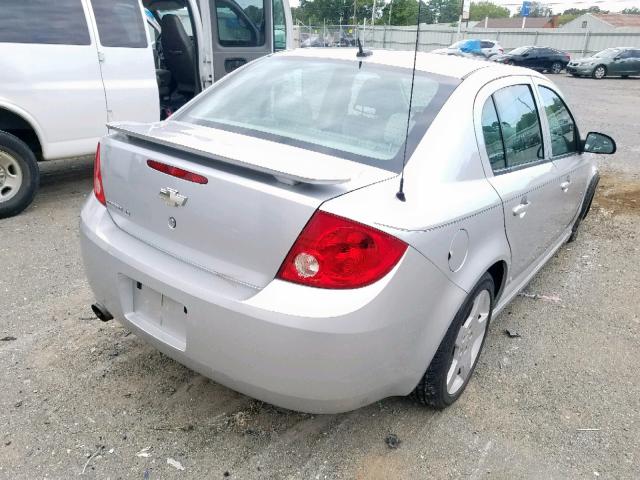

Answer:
[411,273,494,409]
[0,131,40,218]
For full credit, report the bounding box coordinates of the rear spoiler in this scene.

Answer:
[107,121,352,186]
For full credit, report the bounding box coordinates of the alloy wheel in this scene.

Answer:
[0,149,23,203]
[594,66,606,79]
[551,62,563,74]
[446,289,491,395]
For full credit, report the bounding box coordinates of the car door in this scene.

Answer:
[543,48,559,70]
[534,80,589,229]
[520,48,539,70]
[610,49,633,75]
[630,49,640,75]
[209,0,274,81]
[480,40,494,58]
[475,79,562,282]
[87,0,159,123]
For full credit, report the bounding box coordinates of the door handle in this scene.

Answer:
[560,181,570,192]
[512,201,531,218]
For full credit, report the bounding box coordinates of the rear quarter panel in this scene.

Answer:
[322,73,512,296]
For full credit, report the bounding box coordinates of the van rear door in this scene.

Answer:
[87,0,160,123]
[202,0,280,81]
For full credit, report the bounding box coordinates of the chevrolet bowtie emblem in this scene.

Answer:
[159,187,188,207]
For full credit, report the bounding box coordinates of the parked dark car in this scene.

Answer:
[567,47,640,79]
[492,46,570,74]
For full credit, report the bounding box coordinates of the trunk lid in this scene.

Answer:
[100,121,396,289]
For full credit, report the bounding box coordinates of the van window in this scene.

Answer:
[273,0,287,50]
[91,0,148,48]
[0,0,90,45]
[215,0,265,47]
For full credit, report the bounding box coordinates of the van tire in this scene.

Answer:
[411,273,495,409]
[0,131,40,218]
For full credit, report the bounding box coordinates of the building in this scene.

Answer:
[562,13,640,32]
[471,16,558,29]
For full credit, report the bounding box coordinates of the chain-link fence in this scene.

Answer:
[294,24,640,58]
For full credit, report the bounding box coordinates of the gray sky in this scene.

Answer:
[289,0,640,14]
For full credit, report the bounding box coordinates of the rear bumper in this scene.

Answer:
[80,196,467,413]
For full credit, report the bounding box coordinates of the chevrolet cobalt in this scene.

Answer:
[81,49,616,413]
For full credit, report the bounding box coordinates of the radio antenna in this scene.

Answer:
[396,0,422,202]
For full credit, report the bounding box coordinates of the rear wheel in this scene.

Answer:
[551,62,563,74]
[592,65,607,79]
[412,273,494,409]
[0,131,39,218]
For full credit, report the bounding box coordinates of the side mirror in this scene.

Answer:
[583,132,616,155]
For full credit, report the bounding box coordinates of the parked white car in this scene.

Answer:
[432,39,504,59]
[0,0,292,218]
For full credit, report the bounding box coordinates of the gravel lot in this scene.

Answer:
[1,75,639,479]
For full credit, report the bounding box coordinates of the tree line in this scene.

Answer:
[292,0,639,27]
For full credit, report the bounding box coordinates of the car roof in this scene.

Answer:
[276,48,539,81]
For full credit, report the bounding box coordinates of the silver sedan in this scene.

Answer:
[80,49,616,413]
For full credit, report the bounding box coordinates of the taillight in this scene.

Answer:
[499,48,504,54]
[147,160,208,184]
[93,143,106,206]
[277,211,407,289]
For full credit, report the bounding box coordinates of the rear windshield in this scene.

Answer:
[177,56,460,172]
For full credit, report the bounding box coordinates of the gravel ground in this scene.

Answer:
[1,75,639,479]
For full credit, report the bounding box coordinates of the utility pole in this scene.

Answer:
[372,0,376,28]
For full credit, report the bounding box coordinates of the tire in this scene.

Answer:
[0,131,40,218]
[411,273,495,409]
[568,173,600,243]
[551,62,563,74]
[592,65,607,79]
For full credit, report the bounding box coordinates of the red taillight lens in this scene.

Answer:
[93,143,106,206]
[499,48,504,53]
[147,160,208,184]
[277,211,408,289]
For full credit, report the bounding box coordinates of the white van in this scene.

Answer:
[0,0,292,217]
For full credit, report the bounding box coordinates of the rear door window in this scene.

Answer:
[481,98,506,171]
[481,85,544,172]
[0,0,90,45]
[215,0,265,47]
[91,0,148,48]
[480,41,494,49]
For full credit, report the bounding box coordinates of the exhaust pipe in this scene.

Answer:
[91,303,113,322]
